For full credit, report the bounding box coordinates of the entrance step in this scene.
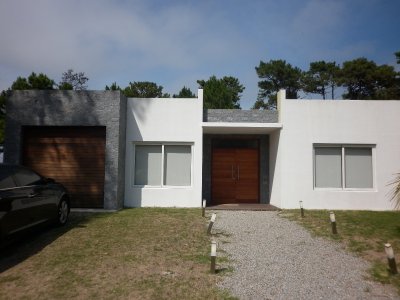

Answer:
[206,204,279,211]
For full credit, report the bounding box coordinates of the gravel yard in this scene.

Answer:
[213,211,399,300]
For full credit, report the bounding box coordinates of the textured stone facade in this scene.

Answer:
[4,90,126,210]
[203,109,278,123]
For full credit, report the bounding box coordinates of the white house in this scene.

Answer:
[124,91,203,207]
[124,89,400,210]
[5,89,400,210]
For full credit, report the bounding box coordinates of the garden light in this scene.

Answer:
[300,201,304,218]
[329,211,337,234]
[210,240,217,273]
[385,243,398,274]
[207,213,217,235]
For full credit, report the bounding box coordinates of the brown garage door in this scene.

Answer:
[22,126,106,208]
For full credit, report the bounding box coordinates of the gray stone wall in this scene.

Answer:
[4,90,126,210]
[202,134,270,205]
[203,109,278,123]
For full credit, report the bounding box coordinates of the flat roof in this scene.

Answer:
[202,122,282,134]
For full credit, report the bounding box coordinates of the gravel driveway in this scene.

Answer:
[212,211,399,300]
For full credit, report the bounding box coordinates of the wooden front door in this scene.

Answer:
[211,148,259,204]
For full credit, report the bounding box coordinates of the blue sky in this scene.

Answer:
[0,0,399,108]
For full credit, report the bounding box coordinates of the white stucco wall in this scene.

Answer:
[273,92,400,210]
[124,91,203,207]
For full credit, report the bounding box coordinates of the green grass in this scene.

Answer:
[0,208,234,300]
[281,210,400,292]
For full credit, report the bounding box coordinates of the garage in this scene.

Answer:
[22,126,106,208]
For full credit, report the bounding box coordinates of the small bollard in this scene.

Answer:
[210,240,217,273]
[330,211,338,234]
[202,199,206,217]
[300,201,304,218]
[385,243,398,275]
[207,213,216,235]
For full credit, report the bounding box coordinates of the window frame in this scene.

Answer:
[313,144,375,191]
[132,142,193,188]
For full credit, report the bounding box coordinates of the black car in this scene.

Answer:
[0,164,70,241]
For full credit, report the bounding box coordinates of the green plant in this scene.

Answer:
[389,173,400,209]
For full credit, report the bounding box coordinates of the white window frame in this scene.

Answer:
[313,144,376,191]
[132,142,193,188]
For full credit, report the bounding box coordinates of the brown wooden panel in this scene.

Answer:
[235,149,259,202]
[22,126,106,208]
[211,147,259,205]
[211,149,236,205]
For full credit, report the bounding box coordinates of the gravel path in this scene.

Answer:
[212,211,399,300]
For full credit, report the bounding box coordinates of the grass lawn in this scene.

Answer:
[0,208,233,299]
[281,210,400,292]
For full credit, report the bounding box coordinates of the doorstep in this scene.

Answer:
[206,203,280,211]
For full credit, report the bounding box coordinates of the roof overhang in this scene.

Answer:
[202,122,282,134]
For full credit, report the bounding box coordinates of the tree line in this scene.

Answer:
[0,52,399,142]
[255,52,400,109]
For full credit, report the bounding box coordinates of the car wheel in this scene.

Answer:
[58,198,69,226]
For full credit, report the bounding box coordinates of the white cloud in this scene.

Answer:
[0,0,398,107]
[0,0,251,90]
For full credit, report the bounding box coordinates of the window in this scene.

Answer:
[0,167,17,189]
[134,144,192,187]
[164,145,191,186]
[314,145,373,189]
[134,145,162,185]
[345,148,373,188]
[14,168,41,187]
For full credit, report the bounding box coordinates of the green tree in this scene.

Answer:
[0,89,10,143]
[105,82,121,91]
[339,58,399,100]
[59,69,89,90]
[395,51,400,64]
[374,64,400,99]
[11,77,30,90]
[11,72,55,90]
[1,72,55,142]
[303,61,340,99]
[390,173,400,209]
[173,86,196,98]
[123,81,164,97]
[0,90,9,117]
[197,76,244,109]
[255,59,303,109]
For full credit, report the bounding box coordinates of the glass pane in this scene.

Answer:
[164,145,191,186]
[345,148,373,188]
[0,167,16,189]
[314,147,342,188]
[134,145,162,185]
[14,168,41,186]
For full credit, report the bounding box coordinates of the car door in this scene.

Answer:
[13,167,53,227]
[0,166,32,236]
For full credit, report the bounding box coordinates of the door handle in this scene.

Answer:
[28,193,38,198]
[231,165,235,180]
[237,165,240,180]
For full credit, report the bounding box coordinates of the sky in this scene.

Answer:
[0,0,399,108]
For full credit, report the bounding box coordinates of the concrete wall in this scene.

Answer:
[273,91,400,210]
[4,90,126,210]
[124,91,203,207]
